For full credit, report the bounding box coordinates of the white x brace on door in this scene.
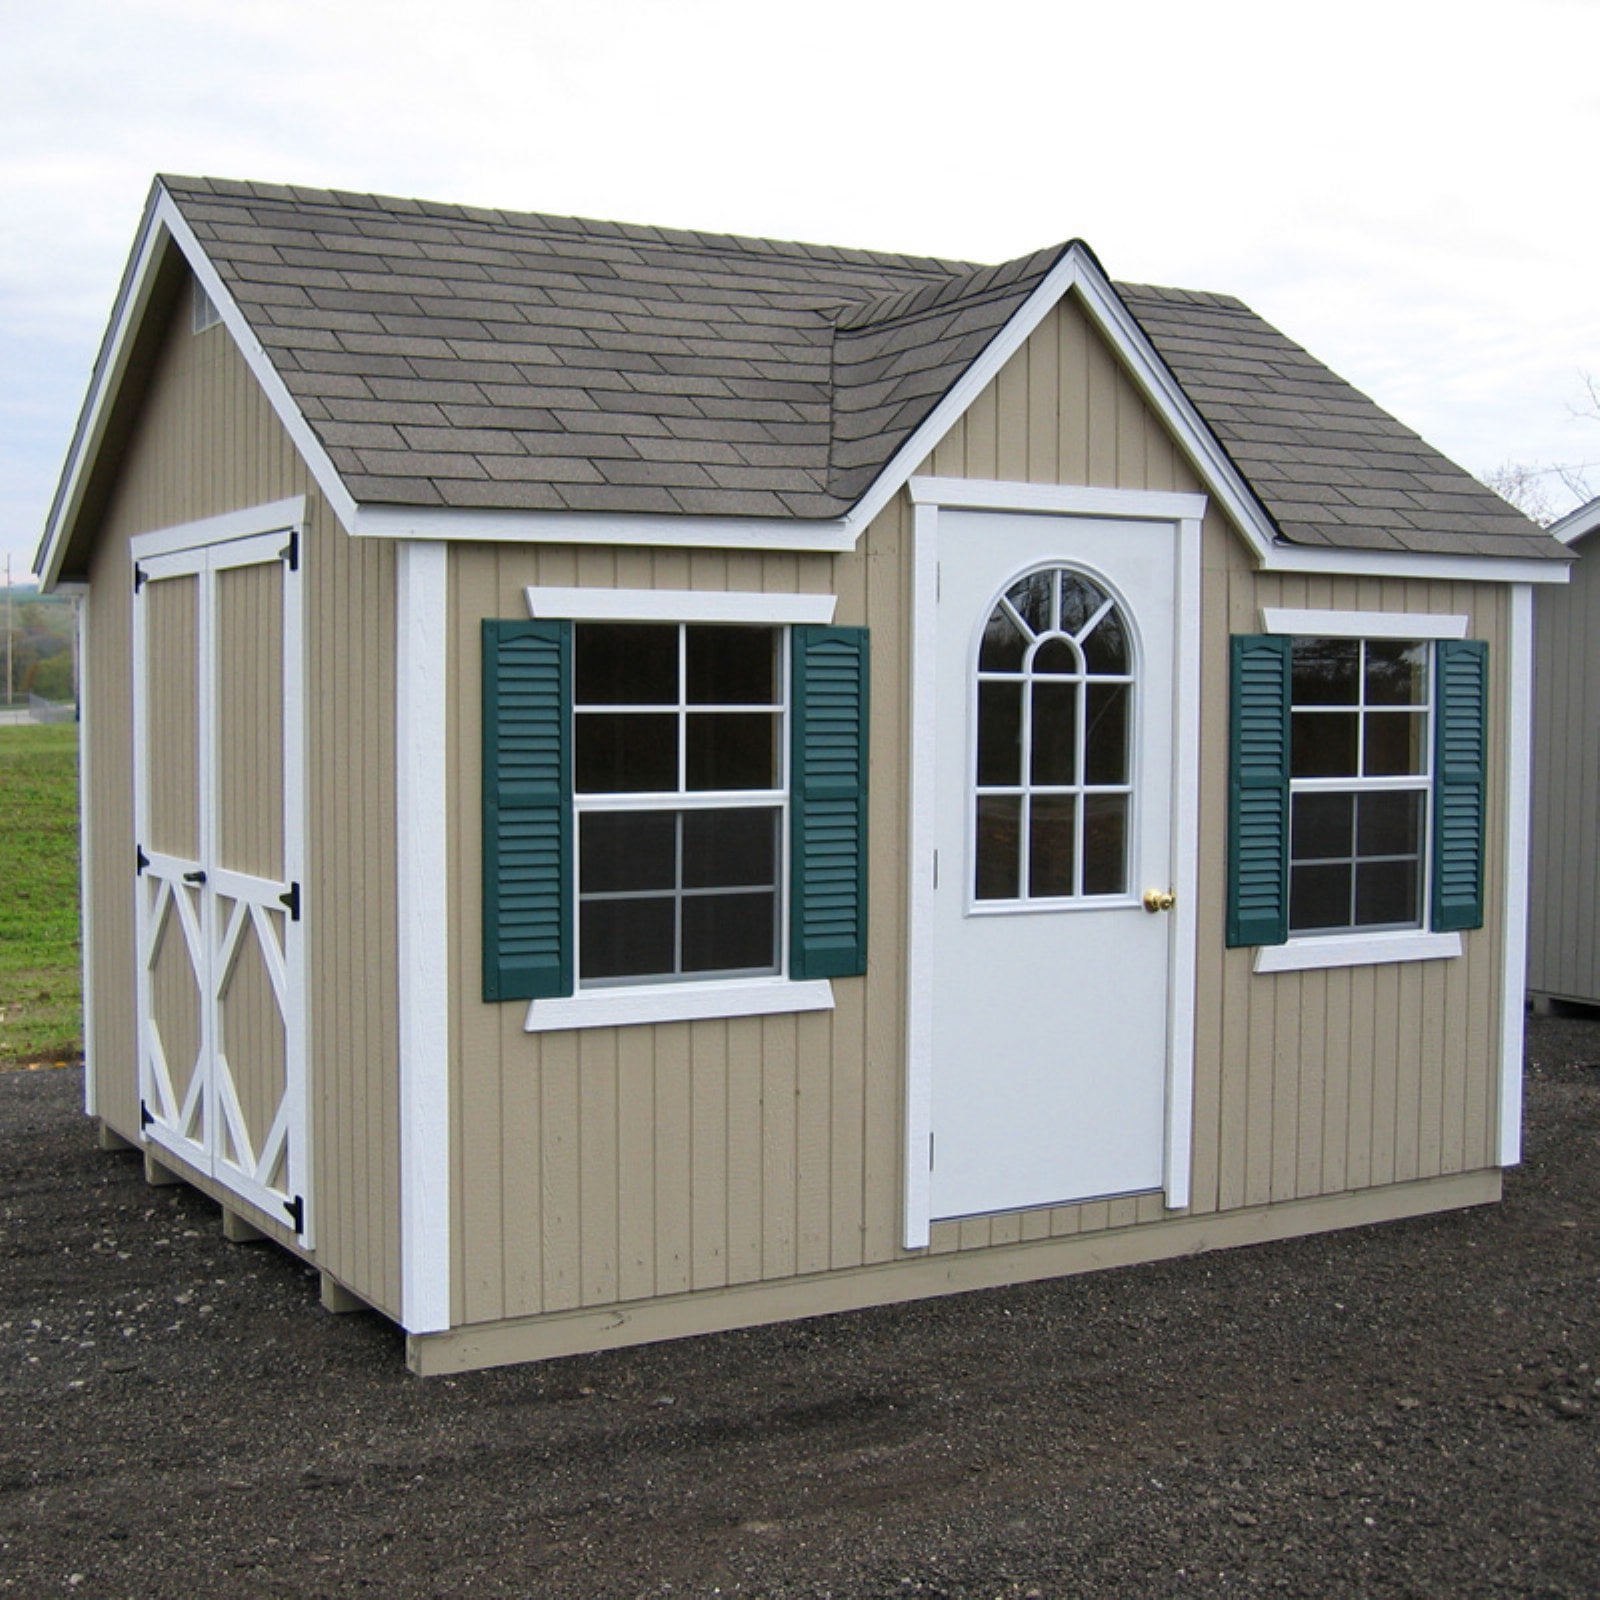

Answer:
[132,512,309,1241]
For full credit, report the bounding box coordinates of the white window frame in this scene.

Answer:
[522,587,839,1032]
[1254,609,1467,973]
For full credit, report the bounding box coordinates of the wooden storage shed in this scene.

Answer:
[37,176,1570,1374]
[1529,494,1600,1006]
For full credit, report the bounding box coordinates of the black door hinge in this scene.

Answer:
[136,844,149,875]
[279,882,301,921]
[140,1100,154,1129]
[133,562,147,594]
[280,529,299,571]
[283,1193,305,1234]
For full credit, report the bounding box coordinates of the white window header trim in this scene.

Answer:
[526,586,836,624]
[1261,608,1468,640]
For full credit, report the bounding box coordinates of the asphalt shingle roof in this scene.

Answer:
[162,176,1562,561]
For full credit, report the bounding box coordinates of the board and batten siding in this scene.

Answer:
[1529,531,1600,1005]
[77,270,403,1317]
[444,293,1512,1348]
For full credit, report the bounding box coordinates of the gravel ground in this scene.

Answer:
[3,1014,1598,1599]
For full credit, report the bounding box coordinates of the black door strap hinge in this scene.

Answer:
[279,882,301,921]
[284,1194,305,1234]
[280,529,299,571]
[140,1100,154,1129]
[136,844,150,875]
[133,563,147,593]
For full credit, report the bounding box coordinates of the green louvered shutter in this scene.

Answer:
[1227,634,1292,948]
[790,625,869,979]
[1432,638,1487,933]
[482,619,572,1001]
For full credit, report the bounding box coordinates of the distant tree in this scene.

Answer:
[27,652,73,702]
[1484,373,1600,526]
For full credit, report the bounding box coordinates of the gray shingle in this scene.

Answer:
[160,175,1564,561]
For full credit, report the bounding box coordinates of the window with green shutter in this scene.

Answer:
[482,614,869,1006]
[1228,626,1487,952]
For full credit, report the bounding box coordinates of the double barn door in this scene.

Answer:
[133,525,308,1239]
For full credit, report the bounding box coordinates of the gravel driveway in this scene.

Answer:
[3,1013,1598,1598]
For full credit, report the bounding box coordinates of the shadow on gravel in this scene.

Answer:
[2,1018,1597,1598]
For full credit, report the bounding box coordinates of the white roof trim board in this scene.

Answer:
[36,179,1571,589]
[1551,495,1600,547]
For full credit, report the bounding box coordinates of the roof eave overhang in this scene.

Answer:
[34,183,359,590]
[39,202,1568,588]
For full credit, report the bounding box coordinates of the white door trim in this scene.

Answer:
[903,482,1203,1249]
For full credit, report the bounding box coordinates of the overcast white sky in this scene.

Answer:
[4,0,1599,583]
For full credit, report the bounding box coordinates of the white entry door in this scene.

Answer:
[926,506,1190,1222]
[133,523,309,1240]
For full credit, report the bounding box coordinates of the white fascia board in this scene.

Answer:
[1259,540,1570,586]
[1550,496,1600,546]
[37,189,354,591]
[353,503,857,553]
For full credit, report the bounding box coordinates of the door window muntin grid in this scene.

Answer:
[574,621,786,985]
[971,565,1137,906]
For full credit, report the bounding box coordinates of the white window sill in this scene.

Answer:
[524,977,835,1032]
[1253,930,1463,973]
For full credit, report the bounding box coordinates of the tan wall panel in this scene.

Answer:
[215,560,284,881]
[448,290,1514,1335]
[79,275,400,1316]
[143,574,200,859]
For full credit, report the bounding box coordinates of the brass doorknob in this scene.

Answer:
[1142,888,1176,914]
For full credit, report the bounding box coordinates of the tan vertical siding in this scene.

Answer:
[447,291,1512,1338]
[77,274,401,1316]
[1529,537,1598,1002]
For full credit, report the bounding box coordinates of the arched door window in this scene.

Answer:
[973,566,1134,902]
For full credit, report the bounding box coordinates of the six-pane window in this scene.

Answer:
[1288,637,1429,934]
[575,622,785,984]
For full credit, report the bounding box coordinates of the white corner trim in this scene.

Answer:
[1253,930,1463,973]
[902,499,941,1250]
[526,586,836,624]
[524,977,834,1033]
[1163,516,1203,1211]
[1499,583,1534,1167]
[130,497,306,560]
[76,595,95,1116]
[1261,608,1468,639]
[396,541,451,1334]
[909,476,1208,524]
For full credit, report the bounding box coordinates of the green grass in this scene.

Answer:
[0,724,81,1065]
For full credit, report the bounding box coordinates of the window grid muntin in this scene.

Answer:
[973,567,1135,905]
[573,622,788,986]
[1288,637,1432,936]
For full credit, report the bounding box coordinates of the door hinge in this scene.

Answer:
[140,1099,154,1130]
[133,562,147,594]
[279,882,302,921]
[280,528,300,572]
[283,1193,305,1234]
[136,844,149,876]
